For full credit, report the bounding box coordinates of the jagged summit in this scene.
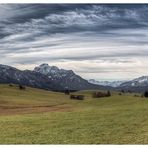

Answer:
[0,63,107,91]
[0,63,80,91]
[33,63,93,90]
[34,63,74,76]
[1,63,148,92]
[0,64,63,91]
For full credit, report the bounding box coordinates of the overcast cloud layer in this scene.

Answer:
[0,4,148,80]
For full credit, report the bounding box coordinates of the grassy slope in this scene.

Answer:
[0,84,148,144]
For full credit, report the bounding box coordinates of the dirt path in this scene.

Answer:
[0,104,73,116]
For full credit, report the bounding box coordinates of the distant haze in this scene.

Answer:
[0,4,148,80]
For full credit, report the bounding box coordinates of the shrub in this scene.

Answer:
[107,90,111,97]
[92,91,111,98]
[127,90,132,93]
[9,83,13,87]
[70,95,84,100]
[144,91,148,97]
[121,90,125,93]
[19,85,26,90]
[64,89,70,95]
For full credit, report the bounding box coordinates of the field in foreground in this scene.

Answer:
[0,84,148,144]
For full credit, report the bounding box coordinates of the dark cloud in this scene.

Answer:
[1,4,148,80]
[1,4,148,36]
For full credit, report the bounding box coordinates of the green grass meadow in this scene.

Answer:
[0,84,148,144]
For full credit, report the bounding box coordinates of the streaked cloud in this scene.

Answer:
[0,4,148,80]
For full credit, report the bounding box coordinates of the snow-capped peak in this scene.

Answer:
[133,76,148,83]
[133,76,148,84]
[88,79,125,87]
[33,64,92,90]
[34,64,60,75]
[34,63,74,77]
[120,76,148,87]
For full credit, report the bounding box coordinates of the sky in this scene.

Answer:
[0,4,148,81]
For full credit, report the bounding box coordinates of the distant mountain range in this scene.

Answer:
[0,64,111,91]
[0,64,62,91]
[118,76,148,92]
[0,63,148,92]
[89,76,148,92]
[34,64,111,91]
[88,79,126,87]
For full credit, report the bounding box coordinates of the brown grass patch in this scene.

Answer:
[0,104,73,116]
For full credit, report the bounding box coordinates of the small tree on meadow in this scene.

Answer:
[144,91,148,97]
[19,84,26,90]
[121,90,125,93]
[107,90,111,97]
[64,89,70,95]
